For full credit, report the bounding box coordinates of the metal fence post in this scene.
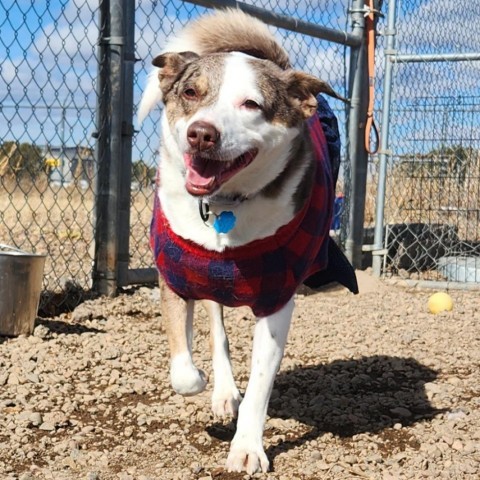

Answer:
[372,0,397,276]
[93,0,135,295]
[345,0,369,268]
[117,1,136,287]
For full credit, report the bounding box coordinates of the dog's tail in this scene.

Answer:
[177,9,290,69]
[138,8,290,123]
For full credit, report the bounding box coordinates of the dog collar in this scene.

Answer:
[198,192,251,233]
[198,198,239,234]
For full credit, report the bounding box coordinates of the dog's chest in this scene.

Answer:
[151,115,334,317]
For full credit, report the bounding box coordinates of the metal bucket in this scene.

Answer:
[0,245,46,336]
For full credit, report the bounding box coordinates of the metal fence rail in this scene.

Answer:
[372,0,480,285]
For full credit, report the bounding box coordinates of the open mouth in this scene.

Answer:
[184,149,258,196]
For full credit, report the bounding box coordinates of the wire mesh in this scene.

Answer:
[1,0,353,312]
[379,0,480,283]
[131,0,352,271]
[0,0,99,311]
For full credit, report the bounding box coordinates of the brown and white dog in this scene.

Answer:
[139,9,355,474]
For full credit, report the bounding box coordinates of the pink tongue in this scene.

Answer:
[185,155,225,187]
[186,168,215,187]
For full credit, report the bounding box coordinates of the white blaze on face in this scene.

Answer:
[214,52,285,156]
[222,52,262,103]
[215,53,300,195]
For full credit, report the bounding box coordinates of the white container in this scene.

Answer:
[437,256,480,283]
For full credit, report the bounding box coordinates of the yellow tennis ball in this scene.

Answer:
[428,292,453,314]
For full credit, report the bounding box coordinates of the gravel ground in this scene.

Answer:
[1,272,479,480]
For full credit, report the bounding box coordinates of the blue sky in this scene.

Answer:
[1,0,479,166]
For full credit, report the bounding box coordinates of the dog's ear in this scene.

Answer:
[284,71,347,119]
[152,51,200,95]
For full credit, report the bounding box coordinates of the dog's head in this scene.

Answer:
[152,50,341,197]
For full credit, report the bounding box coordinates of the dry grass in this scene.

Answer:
[0,182,154,293]
[1,162,478,298]
[365,155,480,242]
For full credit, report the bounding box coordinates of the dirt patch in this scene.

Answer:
[1,277,479,479]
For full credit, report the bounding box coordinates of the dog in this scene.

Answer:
[139,9,358,474]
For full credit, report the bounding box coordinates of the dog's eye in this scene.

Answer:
[242,99,261,110]
[183,88,198,100]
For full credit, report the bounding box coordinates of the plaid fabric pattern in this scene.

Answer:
[151,112,334,317]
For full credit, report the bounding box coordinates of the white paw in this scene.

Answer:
[212,388,242,418]
[226,439,269,474]
[170,354,208,396]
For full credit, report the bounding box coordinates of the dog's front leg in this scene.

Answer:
[159,276,207,396]
[203,300,242,418]
[226,297,294,474]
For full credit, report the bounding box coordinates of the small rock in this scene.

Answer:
[442,435,454,446]
[447,409,467,421]
[109,369,121,384]
[39,422,55,431]
[459,461,478,474]
[137,414,147,426]
[43,411,68,427]
[446,376,462,386]
[33,324,50,339]
[316,461,331,471]
[103,347,120,360]
[190,462,202,474]
[0,372,8,386]
[133,380,146,395]
[452,439,463,451]
[30,412,43,426]
[25,372,40,383]
[310,451,322,461]
[343,454,356,464]
[118,473,134,480]
[19,473,35,480]
[424,382,442,394]
[463,441,476,454]
[71,304,93,322]
[7,372,22,385]
[63,456,77,469]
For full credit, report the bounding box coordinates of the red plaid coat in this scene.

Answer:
[151,114,334,317]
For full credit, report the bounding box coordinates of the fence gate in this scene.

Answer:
[94,0,377,295]
[1,0,377,309]
[373,0,480,286]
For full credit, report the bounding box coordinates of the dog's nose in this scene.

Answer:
[187,121,220,151]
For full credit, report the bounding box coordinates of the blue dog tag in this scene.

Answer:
[213,211,236,234]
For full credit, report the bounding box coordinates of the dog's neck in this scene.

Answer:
[198,194,251,234]
[201,192,249,209]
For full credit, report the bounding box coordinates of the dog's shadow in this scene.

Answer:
[207,355,445,464]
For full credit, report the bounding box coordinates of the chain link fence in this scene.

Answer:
[374,0,480,284]
[1,0,359,313]
[0,0,99,312]
[4,0,478,314]
[132,0,353,273]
